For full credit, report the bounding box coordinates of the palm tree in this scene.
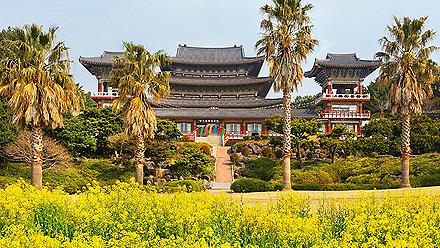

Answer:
[0,24,83,189]
[111,42,170,185]
[256,0,318,190]
[375,16,438,188]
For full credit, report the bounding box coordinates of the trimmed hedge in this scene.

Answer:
[231,178,282,193]
[292,183,400,191]
[163,180,204,192]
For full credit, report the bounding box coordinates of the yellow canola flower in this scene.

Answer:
[0,181,439,247]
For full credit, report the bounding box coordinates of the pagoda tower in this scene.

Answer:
[80,45,317,142]
[305,53,381,136]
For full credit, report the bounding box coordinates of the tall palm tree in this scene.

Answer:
[111,42,170,185]
[375,16,438,188]
[256,0,318,190]
[0,24,83,189]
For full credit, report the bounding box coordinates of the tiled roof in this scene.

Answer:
[317,53,381,68]
[156,96,283,108]
[172,45,264,64]
[79,51,123,65]
[154,107,318,119]
[305,53,381,78]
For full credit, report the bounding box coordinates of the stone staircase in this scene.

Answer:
[195,135,232,191]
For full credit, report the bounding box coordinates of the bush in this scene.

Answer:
[292,183,399,191]
[291,169,338,185]
[242,157,279,181]
[241,147,251,157]
[0,131,71,168]
[261,147,274,158]
[231,178,272,192]
[230,153,240,164]
[413,174,440,187]
[274,148,284,159]
[170,147,213,178]
[163,180,204,192]
[269,136,283,147]
[199,144,211,156]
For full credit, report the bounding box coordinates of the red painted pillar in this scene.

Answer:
[327,83,332,94]
[326,121,332,133]
[359,84,363,94]
[242,121,247,135]
[98,82,103,93]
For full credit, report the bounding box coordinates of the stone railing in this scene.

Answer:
[316,93,370,104]
[93,90,119,97]
[320,110,371,119]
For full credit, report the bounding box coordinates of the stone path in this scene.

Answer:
[195,135,233,190]
[214,146,232,183]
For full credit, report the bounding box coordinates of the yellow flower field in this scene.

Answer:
[0,181,439,247]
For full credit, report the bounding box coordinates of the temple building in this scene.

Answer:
[80,45,380,140]
[80,45,317,142]
[305,53,381,136]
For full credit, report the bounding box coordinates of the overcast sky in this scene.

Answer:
[1,0,439,97]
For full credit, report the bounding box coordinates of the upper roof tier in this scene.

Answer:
[167,45,265,77]
[305,53,381,85]
[80,45,265,77]
[173,45,264,64]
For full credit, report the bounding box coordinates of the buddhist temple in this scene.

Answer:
[80,45,317,142]
[305,53,381,136]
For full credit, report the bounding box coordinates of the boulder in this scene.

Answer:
[248,143,262,155]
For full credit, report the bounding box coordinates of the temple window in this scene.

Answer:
[177,123,192,132]
[247,123,262,135]
[226,123,241,133]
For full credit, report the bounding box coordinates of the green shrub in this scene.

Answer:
[241,147,251,157]
[170,147,213,178]
[292,183,399,191]
[274,148,284,159]
[269,137,283,147]
[199,144,211,156]
[261,147,274,158]
[291,169,338,185]
[413,174,440,187]
[230,153,240,164]
[231,178,273,192]
[164,180,204,192]
[242,157,279,181]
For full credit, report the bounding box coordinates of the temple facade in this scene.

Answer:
[305,53,381,135]
[80,45,379,140]
[80,45,317,142]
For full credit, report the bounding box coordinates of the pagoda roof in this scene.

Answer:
[155,107,317,119]
[79,51,123,66]
[156,96,283,109]
[79,51,123,76]
[172,45,265,65]
[305,53,381,78]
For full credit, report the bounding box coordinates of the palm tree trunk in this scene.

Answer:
[31,125,43,190]
[282,88,292,190]
[134,135,145,185]
[400,113,411,188]
[296,146,303,168]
